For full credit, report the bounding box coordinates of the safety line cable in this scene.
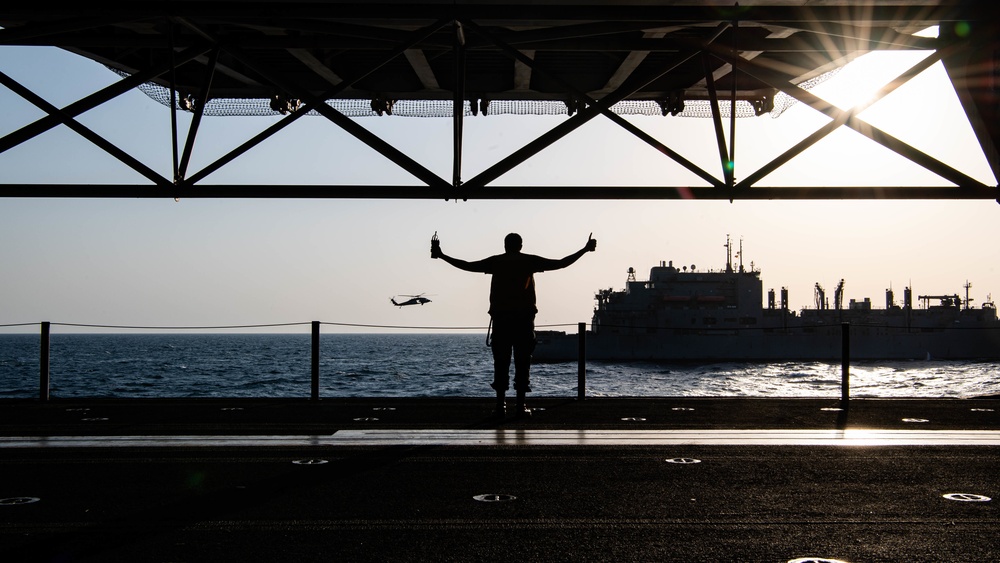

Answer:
[48,321,313,331]
[1,321,579,331]
[320,321,578,331]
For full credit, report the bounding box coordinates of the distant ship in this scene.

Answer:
[534,237,1000,361]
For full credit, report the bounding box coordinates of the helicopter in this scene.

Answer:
[391,294,432,307]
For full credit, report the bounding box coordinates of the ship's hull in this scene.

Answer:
[534,326,1000,362]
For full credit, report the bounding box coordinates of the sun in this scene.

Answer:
[807,26,941,113]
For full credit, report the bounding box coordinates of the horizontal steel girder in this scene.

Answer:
[0,184,996,200]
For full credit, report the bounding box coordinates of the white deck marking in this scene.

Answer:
[2,429,1000,448]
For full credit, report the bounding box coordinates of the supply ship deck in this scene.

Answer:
[535,238,1000,361]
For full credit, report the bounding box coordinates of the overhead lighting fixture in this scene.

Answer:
[752,94,774,116]
[179,93,198,112]
[658,90,685,116]
[370,97,395,116]
[269,94,301,115]
[468,97,490,116]
[565,98,585,116]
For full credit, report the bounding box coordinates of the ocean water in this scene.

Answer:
[1,333,998,400]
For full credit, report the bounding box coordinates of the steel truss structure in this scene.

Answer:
[0,1,997,200]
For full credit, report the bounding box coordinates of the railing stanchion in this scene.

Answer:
[39,321,50,402]
[841,322,850,406]
[311,321,320,401]
[577,322,586,400]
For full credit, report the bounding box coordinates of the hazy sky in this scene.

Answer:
[1,35,997,334]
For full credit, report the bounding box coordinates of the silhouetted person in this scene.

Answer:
[432,232,597,419]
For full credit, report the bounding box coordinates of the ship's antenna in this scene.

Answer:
[725,234,732,273]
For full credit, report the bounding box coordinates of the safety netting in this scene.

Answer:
[112,68,837,120]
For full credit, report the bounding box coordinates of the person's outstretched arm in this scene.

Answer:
[432,244,489,273]
[537,234,598,272]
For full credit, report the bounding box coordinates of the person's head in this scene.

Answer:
[503,233,522,253]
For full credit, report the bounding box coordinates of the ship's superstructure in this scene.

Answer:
[535,238,1000,361]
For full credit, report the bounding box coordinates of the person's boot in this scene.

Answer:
[514,391,531,418]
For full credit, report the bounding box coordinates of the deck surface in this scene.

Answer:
[1,397,997,562]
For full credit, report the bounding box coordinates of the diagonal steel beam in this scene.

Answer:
[704,42,989,190]
[461,21,730,190]
[939,25,1000,187]
[168,23,181,183]
[702,53,734,188]
[0,44,209,155]
[176,48,219,183]
[603,110,724,188]
[729,20,738,191]
[463,19,723,188]
[453,21,466,188]
[737,48,946,190]
[217,43,451,190]
[0,70,171,186]
[182,19,452,186]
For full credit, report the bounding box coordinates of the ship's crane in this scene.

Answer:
[834,279,845,310]
[814,283,826,310]
[918,294,962,309]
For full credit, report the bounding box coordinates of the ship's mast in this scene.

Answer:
[738,237,744,273]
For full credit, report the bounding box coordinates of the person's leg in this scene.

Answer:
[512,316,536,417]
[490,317,513,417]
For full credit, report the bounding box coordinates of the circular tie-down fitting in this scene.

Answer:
[620,417,646,422]
[0,497,41,506]
[671,407,695,411]
[81,417,109,422]
[292,459,329,466]
[372,407,396,411]
[820,407,844,412]
[942,493,991,503]
[970,408,995,412]
[473,493,517,503]
[902,418,929,423]
[353,417,379,422]
[788,558,851,563]
[665,458,702,465]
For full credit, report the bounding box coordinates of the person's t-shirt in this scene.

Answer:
[478,253,552,316]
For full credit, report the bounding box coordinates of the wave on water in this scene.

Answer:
[1,333,999,399]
